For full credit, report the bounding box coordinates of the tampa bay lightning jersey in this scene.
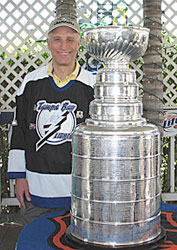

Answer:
[8,64,96,208]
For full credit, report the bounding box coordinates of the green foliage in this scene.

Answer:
[161,136,177,192]
[162,30,177,53]
[0,126,10,199]
[161,32,177,190]
[162,32,177,69]
[0,38,50,72]
[161,31,177,106]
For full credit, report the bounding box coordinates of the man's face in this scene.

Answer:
[47,26,81,68]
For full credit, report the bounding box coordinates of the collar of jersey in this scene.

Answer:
[48,60,80,89]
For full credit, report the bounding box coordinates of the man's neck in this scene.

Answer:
[53,62,76,81]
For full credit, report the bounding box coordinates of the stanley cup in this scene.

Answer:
[68,26,165,248]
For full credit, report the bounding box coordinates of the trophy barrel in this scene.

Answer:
[69,124,163,246]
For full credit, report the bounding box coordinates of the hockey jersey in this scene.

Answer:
[8,64,96,208]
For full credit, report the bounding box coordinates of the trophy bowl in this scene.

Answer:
[83,26,149,63]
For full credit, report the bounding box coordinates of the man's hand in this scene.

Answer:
[15,178,31,208]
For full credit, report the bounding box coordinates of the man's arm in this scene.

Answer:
[8,76,29,207]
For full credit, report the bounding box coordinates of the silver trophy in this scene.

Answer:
[66,26,166,249]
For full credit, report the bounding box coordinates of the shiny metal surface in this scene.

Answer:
[70,26,161,247]
[89,100,143,121]
[72,176,161,202]
[94,83,139,100]
[96,67,136,84]
[72,125,160,158]
[83,26,149,63]
[86,118,146,127]
[70,212,161,245]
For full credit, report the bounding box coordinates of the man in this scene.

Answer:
[8,16,96,226]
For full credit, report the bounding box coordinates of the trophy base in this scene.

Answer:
[64,226,166,250]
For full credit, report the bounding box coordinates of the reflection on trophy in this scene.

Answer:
[66,26,166,249]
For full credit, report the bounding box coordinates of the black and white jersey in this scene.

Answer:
[8,64,96,208]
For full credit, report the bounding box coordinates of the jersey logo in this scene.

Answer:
[35,100,77,151]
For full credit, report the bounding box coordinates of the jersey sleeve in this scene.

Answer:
[8,85,27,179]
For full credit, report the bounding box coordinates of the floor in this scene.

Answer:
[1,202,177,250]
[0,209,23,250]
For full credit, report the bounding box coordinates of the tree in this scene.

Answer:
[142,0,163,132]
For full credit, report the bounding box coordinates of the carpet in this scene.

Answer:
[16,202,177,250]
